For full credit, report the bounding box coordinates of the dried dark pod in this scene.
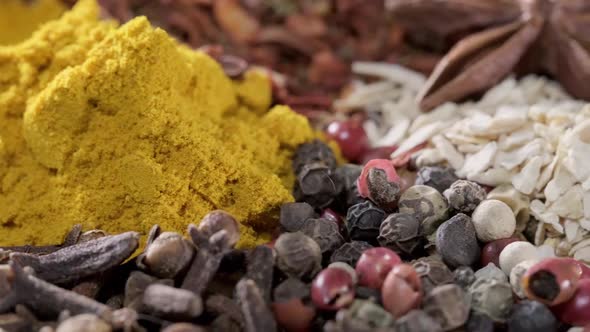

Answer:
[141,284,203,321]
[138,232,194,279]
[9,232,139,285]
[378,213,422,256]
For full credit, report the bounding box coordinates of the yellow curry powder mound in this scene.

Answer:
[0,0,66,45]
[0,0,315,248]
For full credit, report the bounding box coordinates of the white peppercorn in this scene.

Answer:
[499,241,539,275]
[469,277,513,322]
[475,263,508,283]
[509,259,539,299]
[472,200,516,242]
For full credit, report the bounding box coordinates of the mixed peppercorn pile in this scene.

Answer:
[0,139,589,332]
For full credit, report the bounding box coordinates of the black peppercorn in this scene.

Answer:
[507,300,557,332]
[436,213,481,268]
[415,166,458,193]
[274,232,322,280]
[329,241,373,267]
[292,140,337,174]
[443,180,487,214]
[346,200,386,243]
[294,162,338,209]
[334,164,364,208]
[378,213,422,256]
[399,185,449,236]
[300,218,344,258]
[279,202,316,232]
[412,256,454,295]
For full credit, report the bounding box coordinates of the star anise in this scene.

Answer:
[388,0,590,110]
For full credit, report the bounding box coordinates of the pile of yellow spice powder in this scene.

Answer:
[0,0,317,248]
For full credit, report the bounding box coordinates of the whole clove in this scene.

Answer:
[124,271,174,311]
[1,262,112,320]
[210,314,242,332]
[9,232,139,285]
[181,224,236,295]
[205,295,244,328]
[137,232,195,279]
[55,314,111,332]
[0,312,30,332]
[141,284,203,321]
[0,224,83,259]
[246,246,274,304]
[235,278,277,332]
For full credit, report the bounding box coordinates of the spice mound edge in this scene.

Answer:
[0,0,319,249]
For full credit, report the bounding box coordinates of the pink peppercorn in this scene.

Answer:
[355,247,401,289]
[481,237,519,267]
[325,120,369,162]
[553,278,590,326]
[381,263,422,318]
[357,159,401,211]
[522,257,582,306]
[311,267,355,311]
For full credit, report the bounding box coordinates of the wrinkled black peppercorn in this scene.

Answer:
[334,164,364,208]
[378,213,422,256]
[346,201,386,243]
[300,218,345,258]
[443,180,487,214]
[292,140,337,174]
[329,241,374,267]
[415,166,458,193]
[293,162,339,209]
[279,202,316,232]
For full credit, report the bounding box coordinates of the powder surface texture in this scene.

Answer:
[0,0,66,45]
[0,0,314,248]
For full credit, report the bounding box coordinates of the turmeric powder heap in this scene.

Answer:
[0,0,66,45]
[0,0,316,248]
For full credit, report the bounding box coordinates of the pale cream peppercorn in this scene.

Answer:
[499,241,539,274]
[472,200,516,242]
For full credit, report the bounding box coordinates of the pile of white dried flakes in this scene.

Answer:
[337,62,590,262]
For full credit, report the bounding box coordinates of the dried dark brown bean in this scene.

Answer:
[0,312,31,332]
[124,271,174,311]
[9,232,139,285]
[300,218,344,258]
[0,224,84,258]
[0,262,112,320]
[181,224,235,295]
[141,284,203,321]
[235,278,277,332]
[329,241,373,267]
[137,232,194,279]
[279,202,316,232]
[246,246,274,304]
[378,213,422,256]
[210,314,241,332]
[205,295,244,328]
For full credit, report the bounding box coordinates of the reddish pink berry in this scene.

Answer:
[311,267,355,311]
[325,120,369,162]
[522,257,582,306]
[481,237,519,267]
[553,279,590,326]
[357,159,401,211]
[272,299,316,332]
[381,263,422,318]
[355,247,401,289]
[321,209,344,233]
